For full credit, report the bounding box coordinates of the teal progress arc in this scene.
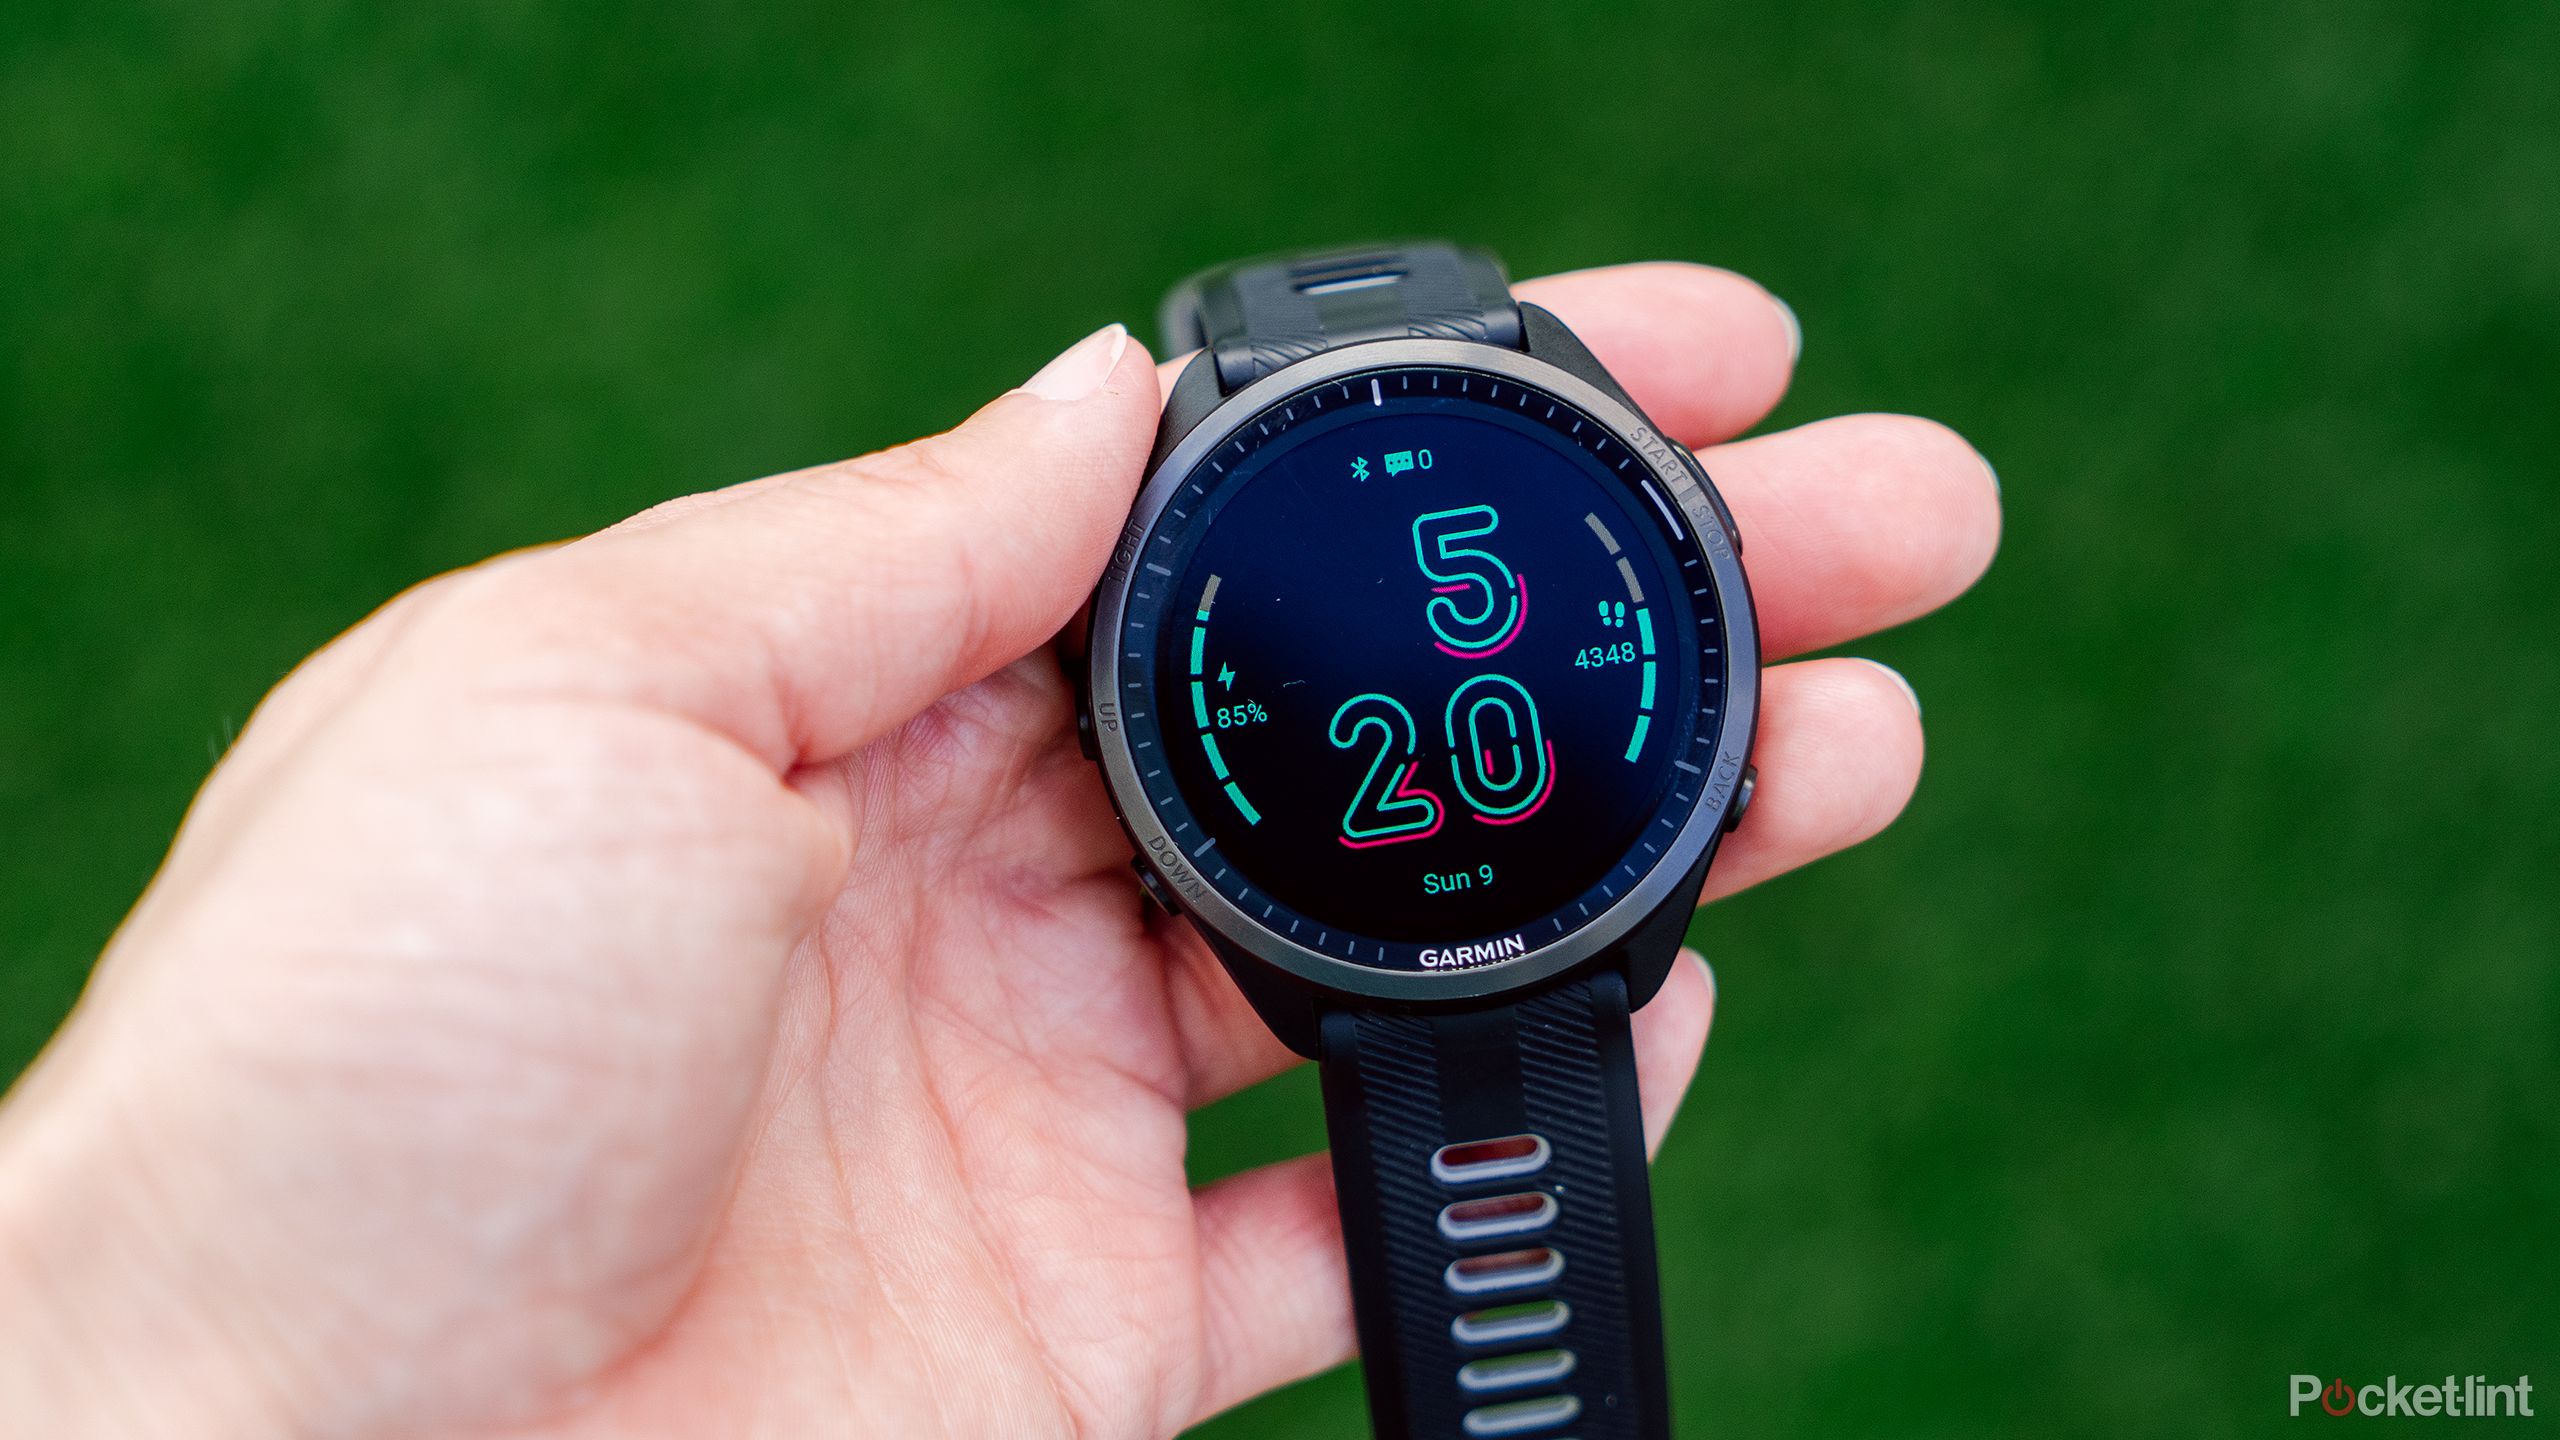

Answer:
[1188,573,1261,826]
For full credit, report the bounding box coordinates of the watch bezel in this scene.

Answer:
[1088,337,1759,1005]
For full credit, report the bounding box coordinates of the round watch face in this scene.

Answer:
[1104,361,1737,978]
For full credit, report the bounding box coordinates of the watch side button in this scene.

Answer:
[1132,856,1179,914]
[1075,691,1100,761]
[1707,481,1744,556]
[1722,765,1756,832]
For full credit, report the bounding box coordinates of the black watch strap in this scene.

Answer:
[1321,969,1671,1439]
[1171,240,1673,1437]
[1156,241,1524,392]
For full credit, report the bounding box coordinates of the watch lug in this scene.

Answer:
[1204,931,1327,1058]
[1518,303,1645,414]
[1148,350,1228,473]
[1616,840,1722,1010]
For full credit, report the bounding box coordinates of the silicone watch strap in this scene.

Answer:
[1321,970,1671,1440]
[1156,241,1523,392]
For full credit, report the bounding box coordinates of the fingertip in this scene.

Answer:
[1701,657,1926,902]
[1705,411,2001,657]
[1189,1152,1358,1422]
[1842,413,2003,596]
[1852,658,1923,721]
[943,320,1162,535]
[1682,946,1719,1025]
[1632,948,1718,1153]
[1771,292,1802,366]
[1638,945,1716,1056]
[1510,261,1800,445]
[1823,656,1929,831]
[1018,323,1128,400]
[1103,325,1160,401]
[987,322,1158,438]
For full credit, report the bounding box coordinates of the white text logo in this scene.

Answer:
[1417,935,1528,969]
[2290,1375,2534,1418]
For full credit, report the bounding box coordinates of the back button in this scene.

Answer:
[1722,765,1757,832]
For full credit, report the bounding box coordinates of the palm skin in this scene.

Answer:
[0,264,1998,1440]
[646,654,1277,1438]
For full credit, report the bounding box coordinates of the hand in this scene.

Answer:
[0,263,1998,1439]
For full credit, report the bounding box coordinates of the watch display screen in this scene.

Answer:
[1115,366,1729,973]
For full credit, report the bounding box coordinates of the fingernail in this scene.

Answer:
[1679,947,1718,1014]
[1976,449,2000,499]
[1856,658,1922,719]
[1021,323,1131,401]
[1770,294,1802,365]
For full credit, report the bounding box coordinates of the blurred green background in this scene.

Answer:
[5,1,2555,1433]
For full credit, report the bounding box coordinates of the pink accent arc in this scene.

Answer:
[1432,575,1529,659]
[1472,742,1559,826]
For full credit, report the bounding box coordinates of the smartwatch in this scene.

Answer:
[1076,242,1759,1439]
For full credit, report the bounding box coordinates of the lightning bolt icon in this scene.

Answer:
[1218,664,1236,691]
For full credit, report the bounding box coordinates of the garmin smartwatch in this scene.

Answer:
[1074,242,1759,1439]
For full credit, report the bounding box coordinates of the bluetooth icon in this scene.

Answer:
[1349,456,1370,481]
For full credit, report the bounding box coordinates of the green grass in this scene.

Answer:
[4,2,2554,1434]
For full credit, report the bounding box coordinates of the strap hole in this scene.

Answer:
[1461,1393,1583,1436]
[1433,1133,1552,1186]
[1458,1346,1579,1394]
[1446,1246,1565,1296]
[1438,1191,1557,1243]
[1452,1298,1573,1347]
